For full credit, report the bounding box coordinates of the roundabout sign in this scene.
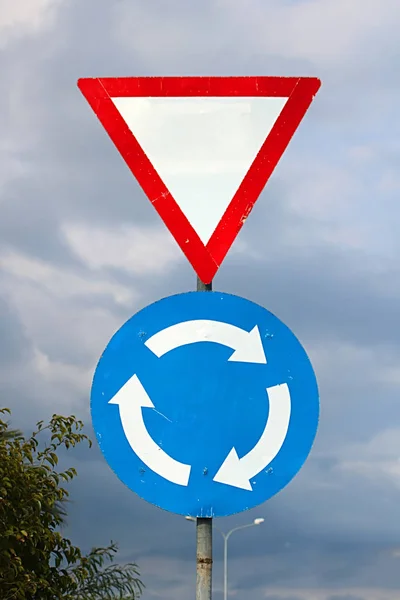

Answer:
[91,292,319,517]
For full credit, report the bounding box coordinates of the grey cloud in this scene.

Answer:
[265,596,302,600]
[0,178,78,266]
[0,292,50,424]
[63,450,400,599]
[1,0,394,270]
[327,596,364,600]
[2,1,400,599]
[0,293,32,366]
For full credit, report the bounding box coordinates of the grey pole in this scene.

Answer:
[196,276,213,600]
[197,278,212,292]
[223,534,228,600]
[217,520,265,600]
[196,518,213,600]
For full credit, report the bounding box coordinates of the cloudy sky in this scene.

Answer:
[2,0,400,599]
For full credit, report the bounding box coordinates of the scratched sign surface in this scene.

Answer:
[91,291,319,518]
[78,77,321,283]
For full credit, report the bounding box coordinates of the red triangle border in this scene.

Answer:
[77,76,321,283]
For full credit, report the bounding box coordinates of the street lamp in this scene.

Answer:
[185,516,264,600]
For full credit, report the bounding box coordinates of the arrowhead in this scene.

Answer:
[108,374,154,408]
[213,448,253,491]
[228,326,267,364]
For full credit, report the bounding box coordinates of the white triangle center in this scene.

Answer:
[112,95,288,244]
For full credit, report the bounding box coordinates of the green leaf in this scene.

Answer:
[0,407,142,599]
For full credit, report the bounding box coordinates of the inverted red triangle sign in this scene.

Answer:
[77,76,321,283]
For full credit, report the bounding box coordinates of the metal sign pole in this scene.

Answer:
[81,74,321,600]
[196,518,212,600]
[196,277,212,600]
[197,279,212,292]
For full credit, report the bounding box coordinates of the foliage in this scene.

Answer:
[0,408,144,599]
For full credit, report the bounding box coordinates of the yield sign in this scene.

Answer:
[77,76,321,283]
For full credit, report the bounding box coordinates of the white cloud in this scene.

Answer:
[3,274,124,351]
[29,346,93,415]
[0,249,141,382]
[114,0,400,72]
[63,222,182,275]
[0,247,141,416]
[0,0,61,46]
[246,0,397,65]
[33,346,91,394]
[309,341,380,382]
[1,250,137,307]
[338,428,400,485]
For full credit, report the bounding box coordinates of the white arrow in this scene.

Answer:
[145,320,267,364]
[109,374,191,486]
[213,383,291,490]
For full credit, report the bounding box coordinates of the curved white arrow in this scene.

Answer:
[213,383,291,491]
[145,320,267,364]
[109,374,191,486]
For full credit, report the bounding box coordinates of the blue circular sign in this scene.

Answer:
[91,291,319,517]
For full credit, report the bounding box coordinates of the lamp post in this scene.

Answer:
[186,516,264,600]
